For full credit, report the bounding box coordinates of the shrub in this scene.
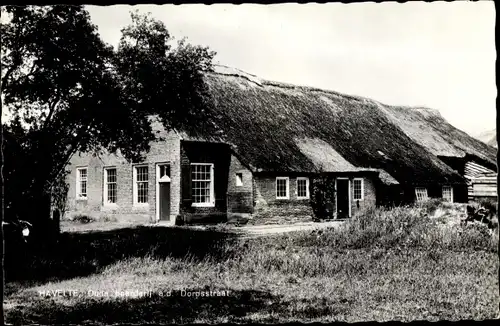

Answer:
[417,198,444,215]
[478,199,497,216]
[310,175,336,220]
[72,215,95,224]
[175,215,185,226]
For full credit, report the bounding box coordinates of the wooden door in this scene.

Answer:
[336,179,350,218]
[159,183,170,221]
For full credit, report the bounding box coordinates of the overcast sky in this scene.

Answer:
[86,2,496,136]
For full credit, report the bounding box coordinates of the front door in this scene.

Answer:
[336,179,350,218]
[159,182,170,221]
[157,163,171,222]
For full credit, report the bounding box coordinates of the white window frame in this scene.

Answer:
[415,187,428,202]
[296,177,310,199]
[103,167,117,205]
[191,163,215,207]
[76,167,88,200]
[276,177,290,199]
[133,164,149,206]
[442,185,453,203]
[235,172,243,187]
[353,178,364,201]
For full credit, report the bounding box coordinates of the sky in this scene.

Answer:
[84,3,494,136]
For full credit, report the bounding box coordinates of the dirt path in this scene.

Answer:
[230,220,344,238]
[61,220,344,238]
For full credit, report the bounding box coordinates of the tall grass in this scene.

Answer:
[206,203,498,280]
[5,204,498,324]
[272,205,498,252]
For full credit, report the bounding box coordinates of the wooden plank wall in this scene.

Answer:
[465,161,497,201]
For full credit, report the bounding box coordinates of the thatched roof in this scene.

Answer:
[377,105,497,170]
[175,65,468,186]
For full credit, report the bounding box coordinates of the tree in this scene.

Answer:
[114,11,216,133]
[1,6,216,226]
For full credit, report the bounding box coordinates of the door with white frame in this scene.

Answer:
[156,163,171,222]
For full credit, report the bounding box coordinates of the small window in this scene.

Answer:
[276,177,289,199]
[134,165,149,205]
[159,164,170,178]
[235,173,243,187]
[76,167,88,199]
[442,186,453,203]
[191,163,214,207]
[297,177,309,199]
[415,187,428,202]
[353,178,364,201]
[104,168,117,204]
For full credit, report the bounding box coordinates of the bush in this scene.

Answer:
[72,215,95,224]
[175,214,185,226]
[416,198,444,215]
[478,199,497,215]
[310,175,336,220]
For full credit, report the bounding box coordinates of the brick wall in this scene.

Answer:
[65,130,181,223]
[253,175,314,219]
[319,175,377,218]
[179,141,231,220]
[350,176,377,216]
[227,155,253,214]
[252,174,377,219]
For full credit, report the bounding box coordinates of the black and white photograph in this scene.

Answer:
[1,2,498,324]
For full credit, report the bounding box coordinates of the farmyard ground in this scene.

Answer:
[4,204,499,324]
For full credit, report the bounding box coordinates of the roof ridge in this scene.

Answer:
[208,64,380,105]
[208,64,449,114]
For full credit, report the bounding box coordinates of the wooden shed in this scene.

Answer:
[465,161,497,201]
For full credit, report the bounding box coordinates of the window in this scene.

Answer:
[353,178,364,201]
[104,168,117,204]
[191,163,214,207]
[235,173,243,187]
[415,187,428,202]
[276,177,289,199]
[159,164,170,178]
[133,166,149,204]
[442,186,453,202]
[76,168,88,199]
[297,177,309,199]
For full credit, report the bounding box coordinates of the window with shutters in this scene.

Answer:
[191,163,215,207]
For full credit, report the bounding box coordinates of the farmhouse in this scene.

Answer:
[378,104,498,201]
[64,65,490,224]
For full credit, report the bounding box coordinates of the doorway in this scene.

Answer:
[156,163,171,222]
[336,178,350,218]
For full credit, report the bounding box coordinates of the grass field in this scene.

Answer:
[4,203,499,324]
